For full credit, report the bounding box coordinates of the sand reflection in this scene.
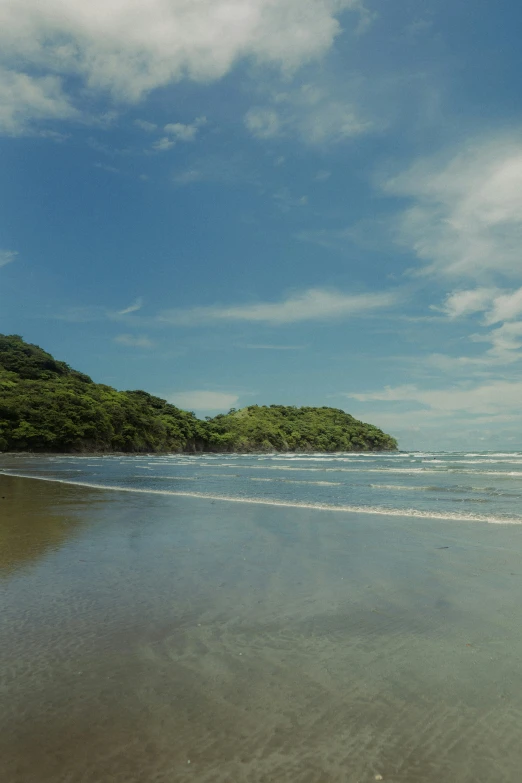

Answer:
[2,477,522,782]
[0,476,89,575]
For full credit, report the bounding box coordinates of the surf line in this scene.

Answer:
[1,470,520,525]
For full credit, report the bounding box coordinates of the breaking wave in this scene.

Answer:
[2,471,521,525]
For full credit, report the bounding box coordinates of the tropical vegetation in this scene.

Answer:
[0,334,397,453]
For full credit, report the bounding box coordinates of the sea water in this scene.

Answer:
[2,454,522,782]
[2,450,522,523]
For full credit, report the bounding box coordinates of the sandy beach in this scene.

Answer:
[2,472,522,782]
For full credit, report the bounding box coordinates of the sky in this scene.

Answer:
[1,0,522,450]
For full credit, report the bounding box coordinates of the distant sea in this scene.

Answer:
[2,450,522,524]
[3,452,522,782]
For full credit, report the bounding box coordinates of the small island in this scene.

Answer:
[0,334,397,453]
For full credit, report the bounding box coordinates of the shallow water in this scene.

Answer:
[2,472,522,782]
[2,450,522,524]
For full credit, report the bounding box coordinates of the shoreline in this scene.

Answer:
[0,447,399,456]
[2,470,520,525]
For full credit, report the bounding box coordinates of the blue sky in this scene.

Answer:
[1,0,522,450]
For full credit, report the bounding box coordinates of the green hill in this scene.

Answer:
[206,405,397,452]
[0,334,206,453]
[0,335,397,453]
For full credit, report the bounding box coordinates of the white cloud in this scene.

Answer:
[0,68,77,135]
[346,379,522,416]
[0,248,17,267]
[484,287,522,325]
[114,334,154,348]
[164,117,206,140]
[151,136,176,152]
[385,136,522,280]
[440,284,522,324]
[134,119,157,132]
[54,298,144,321]
[244,81,371,145]
[340,405,522,450]
[173,168,205,185]
[36,128,70,141]
[0,0,364,123]
[151,117,207,152]
[424,353,493,372]
[117,298,143,315]
[440,288,498,319]
[167,390,239,411]
[390,138,522,374]
[86,137,131,156]
[421,290,522,368]
[315,169,331,181]
[471,321,522,364]
[158,287,398,326]
[244,108,281,139]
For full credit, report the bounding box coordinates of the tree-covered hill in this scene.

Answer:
[0,334,206,453]
[0,335,397,453]
[206,405,397,452]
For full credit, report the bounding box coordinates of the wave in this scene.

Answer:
[15,461,522,479]
[265,455,400,462]
[461,453,522,458]
[133,475,199,481]
[2,470,521,525]
[423,459,522,465]
[267,455,522,466]
[370,483,460,492]
[249,477,342,486]
[369,483,519,496]
[168,462,522,477]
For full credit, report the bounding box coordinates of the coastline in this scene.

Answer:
[1,470,520,524]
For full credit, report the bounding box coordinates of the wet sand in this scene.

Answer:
[2,474,522,782]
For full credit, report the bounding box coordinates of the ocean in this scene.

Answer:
[2,450,522,523]
[2,452,522,782]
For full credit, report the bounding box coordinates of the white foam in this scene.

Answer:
[370,483,443,492]
[250,477,342,486]
[158,462,522,477]
[2,471,520,525]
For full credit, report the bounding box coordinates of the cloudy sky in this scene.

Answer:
[1,0,522,449]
